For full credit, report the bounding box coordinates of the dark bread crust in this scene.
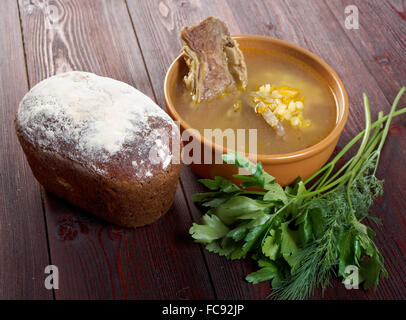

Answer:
[15,124,181,227]
[14,71,182,228]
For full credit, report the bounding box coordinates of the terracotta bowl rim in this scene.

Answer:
[164,34,349,164]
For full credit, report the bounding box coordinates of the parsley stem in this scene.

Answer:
[311,131,383,198]
[373,87,406,174]
[302,174,349,198]
[315,125,382,190]
[304,103,406,186]
[366,111,384,149]
[321,156,354,187]
[346,93,372,175]
[305,88,405,199]
[345,93,372,215]
[351,131,383,180]
[378,87,405,153]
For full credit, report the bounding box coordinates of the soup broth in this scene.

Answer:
[173,48,337,155]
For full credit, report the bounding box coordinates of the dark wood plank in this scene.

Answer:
[127,0,406,299]
[327,0,406,104]
[18,0,214,299]
[0,0,53,299]
[125,0,272,299]
[270,0,406,300]
[236,0,406,299]
[226,0,406,299]
[43,185,212,299]
[325,0,406,299]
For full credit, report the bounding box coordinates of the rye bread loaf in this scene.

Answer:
[15,71,181,227]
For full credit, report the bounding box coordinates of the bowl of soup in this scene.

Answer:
[164,35,348,186]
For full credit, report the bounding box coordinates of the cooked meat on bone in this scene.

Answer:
[181,17,248,102]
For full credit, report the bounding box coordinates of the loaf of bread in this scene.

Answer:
[15,71,181,227]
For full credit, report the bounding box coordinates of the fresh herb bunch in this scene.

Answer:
[189,88,405,300]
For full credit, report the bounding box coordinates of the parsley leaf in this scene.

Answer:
[189,214,229,243]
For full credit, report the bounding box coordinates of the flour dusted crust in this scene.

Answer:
[15,71,181,227]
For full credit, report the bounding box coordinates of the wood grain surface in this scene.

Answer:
[126,0,406,299]
[17,0,214,299]
[328,0,406,103]
[0,0,53,300]
[126,0,273,300]
[0,0,404,299]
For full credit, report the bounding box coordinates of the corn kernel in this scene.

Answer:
[251,84,311,129]
[291,116,301,127]
[255,102,268,114]
[275,104,286,116]
[288,101,296,113]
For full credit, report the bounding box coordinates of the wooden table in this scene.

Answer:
[1,0,405,300]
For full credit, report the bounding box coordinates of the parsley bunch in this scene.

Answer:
[189,88,405,299]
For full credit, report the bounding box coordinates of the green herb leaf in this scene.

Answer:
[359,249,387,290]
[280,222,301,269]
[241,224,267,255]
[338,228,358,276]
[262,229,281,260]
[264,183,288,203]
[246,264,278,284]
[214,196,271,225]
[205,240,239,259]
[189,214,229,243]
[199,176,240,193]
[192,192,222,203]
[227,224,249,242]
[201,197,230,208]
[222,152,276,189]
